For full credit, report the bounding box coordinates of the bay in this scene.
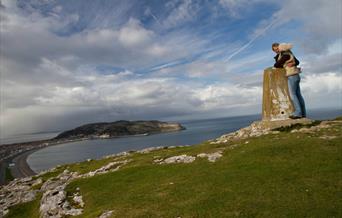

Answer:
[27,108,341,172]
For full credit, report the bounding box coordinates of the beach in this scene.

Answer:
[0,150,37,185]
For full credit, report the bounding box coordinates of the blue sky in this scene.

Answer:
[0,0,341,137]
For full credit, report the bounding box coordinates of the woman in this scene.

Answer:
[272,42,306,119]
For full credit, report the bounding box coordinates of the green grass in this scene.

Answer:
[5,120,342,218]
[333,115,342,121]
[5,167,14,183]
[4,194,41,218]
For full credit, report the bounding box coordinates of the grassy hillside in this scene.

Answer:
[5,118,342,218]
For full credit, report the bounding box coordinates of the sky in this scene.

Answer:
[0,0,341,137]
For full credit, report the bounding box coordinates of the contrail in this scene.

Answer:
[146,7,162,26]
[224,19,278,62]
[150,12,162,26]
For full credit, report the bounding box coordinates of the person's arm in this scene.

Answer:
[274,54,290,68]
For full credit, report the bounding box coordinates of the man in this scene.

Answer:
[272,42,306,119]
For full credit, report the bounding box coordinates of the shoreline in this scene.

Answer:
[0,129,186,183]
[10,149,38,178]
[0,149,38,185]
[1,111,340,184]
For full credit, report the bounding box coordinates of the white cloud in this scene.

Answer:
[187,61,226,78]
[219,0,246,17]
[301,72,342,109]
[1,0,341,139]
[218,0,267,18]
[194,84,262,110]
[117,18,154,47]
[252,0,342,54]
[162,0,199,28]
[0,69,263,137]
[302,72,342,94]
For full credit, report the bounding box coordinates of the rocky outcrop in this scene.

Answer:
[211,118,313,144]
[0,176,42,216]
[39,159,130,217]
[0,158,131,217]
[197,151,223,162]
[156,155,196,164]
[39,169,82,218]
[55,120,185,140]
[154,150,224,164]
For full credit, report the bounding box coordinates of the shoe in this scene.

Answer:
[289,115,302,119]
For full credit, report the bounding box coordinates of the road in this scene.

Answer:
[0,150,37,185]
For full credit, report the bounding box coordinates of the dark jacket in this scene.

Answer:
[274,51,300,68]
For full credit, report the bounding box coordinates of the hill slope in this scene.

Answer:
[54,120,185,140]
[2,117,342,217]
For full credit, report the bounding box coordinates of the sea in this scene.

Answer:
[16,108,340,172]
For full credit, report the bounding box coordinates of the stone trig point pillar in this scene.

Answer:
[262,67,294,121]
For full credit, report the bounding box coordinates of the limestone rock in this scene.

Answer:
[1,157,131,217]
[82,159,130,178]
[99,210,114,218]
[212,118,313,144]
[73,194,84,207]
[159,155,196,164]
[39,169,83,218]
[0,177,42,217]
[40,186,67,217]
[196,151,223,162]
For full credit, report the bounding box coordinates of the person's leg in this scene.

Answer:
[296,76,306,117]
[288,74,302,117]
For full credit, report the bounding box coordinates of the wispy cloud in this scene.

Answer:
[1,0,341,137]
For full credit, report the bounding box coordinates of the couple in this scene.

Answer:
[272,43,306,119]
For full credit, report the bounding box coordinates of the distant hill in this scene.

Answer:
[2,116,341,217]
[54,120,186,140]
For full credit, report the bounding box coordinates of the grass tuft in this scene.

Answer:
[5,167,14,183]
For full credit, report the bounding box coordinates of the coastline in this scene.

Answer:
[0,129,186,184]
[1,117,341,217]
[1,110,340,184]
[0,149,37,185]
[10,149,38,178]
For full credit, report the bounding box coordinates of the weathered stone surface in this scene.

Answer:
[38,159,131,218]
[82,159,130,178]
[40,185,67,217]
[73,194,84,207]
[0,158,132,217]
[158,155,196,164]
[211,118,313,144]
[99,210,114,218]
[262,68,294,121]
[39,169,84,218]
[0,177,41,217]
[197,151,223,162]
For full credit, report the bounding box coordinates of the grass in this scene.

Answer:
[333,115,342,121]
[5,167,14,183]
[5,118,342,218]
[4,194,41,218]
